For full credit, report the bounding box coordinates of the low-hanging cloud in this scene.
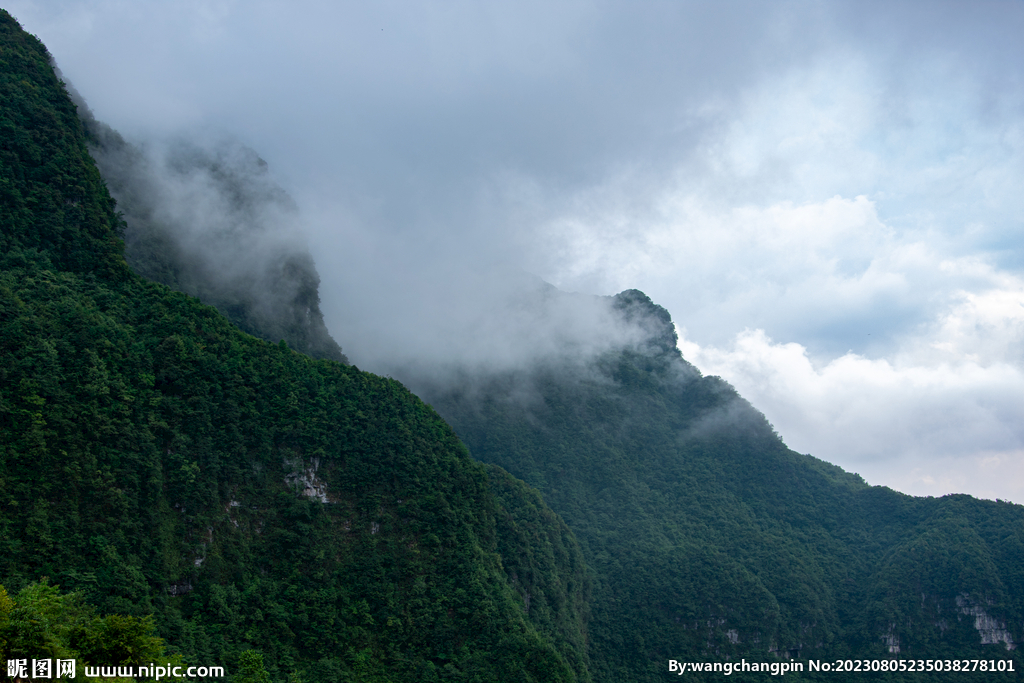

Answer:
[15,0,1024,501]
[323,260,665,382]
[118,136,346,362]
[67,85,346,361]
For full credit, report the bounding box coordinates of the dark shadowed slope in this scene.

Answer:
[420,289,1024,682]
[0,12,590,681]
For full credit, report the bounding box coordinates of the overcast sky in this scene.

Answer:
[10,0,1024,503]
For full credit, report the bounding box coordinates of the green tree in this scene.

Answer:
[234,650,271,683]
[0,581,169,681]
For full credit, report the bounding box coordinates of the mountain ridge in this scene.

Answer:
[418,287,1024,681]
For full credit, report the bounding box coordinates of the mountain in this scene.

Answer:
[417,289,1024,681]
[0,11,589,681]
[65,82,346,363]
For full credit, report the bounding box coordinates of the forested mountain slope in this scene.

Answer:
[420,289,1024,682]
[0,12,589,682]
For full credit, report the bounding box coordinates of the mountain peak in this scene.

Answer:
[611,288,679,357]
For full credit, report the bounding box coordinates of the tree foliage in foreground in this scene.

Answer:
[0,581,170,682]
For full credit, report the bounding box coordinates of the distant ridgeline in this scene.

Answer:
[419,288,1024,682]
[0,11,590,682]
[64,80,346,363]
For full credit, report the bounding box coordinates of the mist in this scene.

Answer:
[14,0,1024,502]
[65,81,346,362]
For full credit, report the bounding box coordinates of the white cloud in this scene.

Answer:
[516,41,1024,503]
[535,191,940,352]
[677,286,1024,502]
